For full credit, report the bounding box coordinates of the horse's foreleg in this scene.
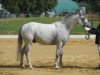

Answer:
[55,49,59,69]
[55,42,63,69]
[59,43,64,67]
[25,44,33,69]
[59,52,63,67]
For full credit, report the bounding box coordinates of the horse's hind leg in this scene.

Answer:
[20,52,25,68]
[20,45,26,68]
[25,43,33,69]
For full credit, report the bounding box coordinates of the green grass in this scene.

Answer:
[0,17,61,34]
[0,17,99,34]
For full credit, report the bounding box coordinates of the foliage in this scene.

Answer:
[19,0,30,14]
[1,0,20,14]
[73,0,100,12]
[1,0,57,15]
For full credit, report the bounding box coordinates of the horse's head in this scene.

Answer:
[76,7,91,28]
[76,7,92,40]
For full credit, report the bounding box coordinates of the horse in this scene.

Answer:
[17,8,90,69]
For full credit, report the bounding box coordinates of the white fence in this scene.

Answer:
[0,35,95,39]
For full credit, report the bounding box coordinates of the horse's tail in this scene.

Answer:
[17,28,23,61]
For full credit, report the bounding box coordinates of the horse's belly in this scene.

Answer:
[37,40,52,45]
[36,37,55,45]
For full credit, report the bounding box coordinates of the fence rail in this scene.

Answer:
[0,35,95,39]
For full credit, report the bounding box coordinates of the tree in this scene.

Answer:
[73,0,100,12]
[1,0,57,15]
[19,0,30,14]
[31,0,57,15]
[1,0,20,14]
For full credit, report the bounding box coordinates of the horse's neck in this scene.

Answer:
[55,21,70,35]
[61,16,75,32]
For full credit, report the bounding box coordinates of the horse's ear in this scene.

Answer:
[80,7,86,14]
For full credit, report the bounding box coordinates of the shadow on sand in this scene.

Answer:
[0,64,20,69]
[0,64,100,70]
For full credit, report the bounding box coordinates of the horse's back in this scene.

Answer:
[21,22,57,34]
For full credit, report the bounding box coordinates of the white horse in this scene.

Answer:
[17,8,90,69]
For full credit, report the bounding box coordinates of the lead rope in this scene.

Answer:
[85,5,94,40]
[85,15,91,40]
[85,31,90,40]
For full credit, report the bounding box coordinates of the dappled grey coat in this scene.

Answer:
[89,24,100,44]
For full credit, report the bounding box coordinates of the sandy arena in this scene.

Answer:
[0,38,100,75]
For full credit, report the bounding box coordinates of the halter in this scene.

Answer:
[77,7,91,40]
[77,8,91,28]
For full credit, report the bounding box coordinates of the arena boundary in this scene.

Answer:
[0,35,95,39]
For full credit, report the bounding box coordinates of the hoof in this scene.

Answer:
[54,65,59,69]
[55,67,59,69]
[29,66,33,69]
[60,64,63,68]
[19,65,25,68]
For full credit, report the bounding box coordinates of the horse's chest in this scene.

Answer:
[58,30,69,41]
[61,34,68,42]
